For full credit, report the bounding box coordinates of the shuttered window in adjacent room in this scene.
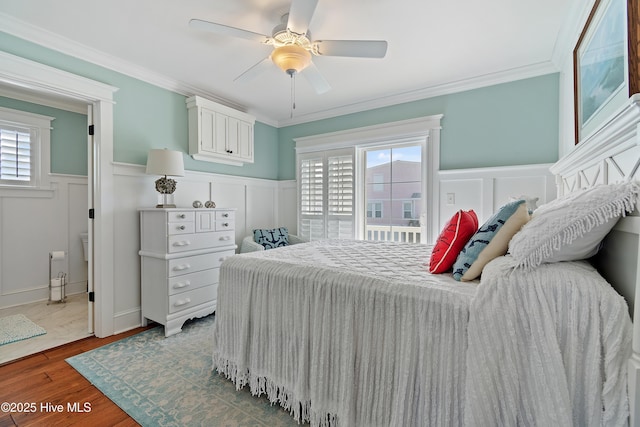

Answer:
[0,106,53,189]
[298,148,355,241]
[0,126,32,184]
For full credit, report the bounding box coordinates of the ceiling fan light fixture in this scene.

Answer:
[271,45,312,74]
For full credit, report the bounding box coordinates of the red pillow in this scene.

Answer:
[429,210,479,274]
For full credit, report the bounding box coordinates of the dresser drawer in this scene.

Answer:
[168,250,235,277]
[168,284,217,314]
[168,268,219,295]
[168,211,195,223]
[168,230,234,253]
[167,222,195,235]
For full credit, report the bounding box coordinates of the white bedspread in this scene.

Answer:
[212,240,632,426]
[465,256,632,427]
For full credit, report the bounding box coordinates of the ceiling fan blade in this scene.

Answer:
[286,0,319,35]
[302,62,331,94]
[234,57,273,83]
[189,19,270,43]
[314,40,388,58]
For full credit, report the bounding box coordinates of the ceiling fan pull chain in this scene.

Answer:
[290,72,296,118]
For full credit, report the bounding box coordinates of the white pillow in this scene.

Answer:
[508,181,640,270]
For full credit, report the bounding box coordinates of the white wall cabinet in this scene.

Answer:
[187,95,255,166]
[139,208,236,337]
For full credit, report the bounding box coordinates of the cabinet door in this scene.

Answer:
[227,117,240,157]
[200,108,216,154]
[213,113,228,155]
[236,120,253,162]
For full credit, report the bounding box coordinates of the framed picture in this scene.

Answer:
[573,0,629,144]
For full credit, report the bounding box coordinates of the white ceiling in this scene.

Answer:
[0,0,578,127]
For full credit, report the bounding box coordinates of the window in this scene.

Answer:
[403,201,414,219]
[298,148,354,240]
[295,115,442,244]
[0,127,31,183]
[0,107,53,189]
[363,144,423,242]
[367,202,383,218]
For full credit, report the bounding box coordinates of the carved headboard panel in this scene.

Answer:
[551,94,640,195]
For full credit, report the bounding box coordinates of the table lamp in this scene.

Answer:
[146,148,185,208]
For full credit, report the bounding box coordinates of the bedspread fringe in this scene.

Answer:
[213,354,337,427]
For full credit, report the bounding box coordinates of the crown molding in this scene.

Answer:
[277,61,559,127]
[1,12,560,129]
[0,13,262,117]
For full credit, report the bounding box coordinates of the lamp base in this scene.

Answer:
[156,191,176,208]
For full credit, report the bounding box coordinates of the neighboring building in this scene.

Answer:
[365,159,421,228]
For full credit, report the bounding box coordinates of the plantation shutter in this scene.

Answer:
[299,155,325,240]
[327,153,354,239]
[0,126,32,184]
[298,148,354,241]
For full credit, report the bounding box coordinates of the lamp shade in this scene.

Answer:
[146,149,185,177]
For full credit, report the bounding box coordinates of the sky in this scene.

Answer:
[366,145,422,168]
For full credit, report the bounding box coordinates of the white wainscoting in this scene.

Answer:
[438,164,557,229]
[111,163,296,333]
[0,174,88,309]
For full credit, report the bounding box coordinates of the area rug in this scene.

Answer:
[0,313,46,345]
[66,315,297,427]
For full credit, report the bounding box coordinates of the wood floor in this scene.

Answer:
[0,327,151,426]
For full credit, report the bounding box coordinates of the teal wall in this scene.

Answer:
[0,32,281,180]
[0,96,88,175]
[1,32,558,182]
[277,74,559,180]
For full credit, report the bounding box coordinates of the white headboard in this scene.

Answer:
[550,94,640,427]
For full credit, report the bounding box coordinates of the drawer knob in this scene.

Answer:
[222,213,229,218]
[173,281,190,289]
[174,298,191,307]
[173,264,191,271]
[178,225,186,230]
[222,222,229,227]
[178,214,186,219]
[220,236,231,241]
[173,240,191,247]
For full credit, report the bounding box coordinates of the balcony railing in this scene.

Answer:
[366,225,421,243]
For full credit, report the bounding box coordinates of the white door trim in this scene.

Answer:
[0,51,119,337]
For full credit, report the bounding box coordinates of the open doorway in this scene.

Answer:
[0,51,117,363]
[0,90,93,364]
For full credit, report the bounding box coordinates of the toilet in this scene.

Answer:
[80,232,89,261]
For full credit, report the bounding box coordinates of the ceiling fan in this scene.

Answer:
[189,0,388,95]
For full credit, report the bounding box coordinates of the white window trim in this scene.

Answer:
[0,106,53,191]
[294,115,442,243]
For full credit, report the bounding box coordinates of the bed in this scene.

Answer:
[212,96,640,426]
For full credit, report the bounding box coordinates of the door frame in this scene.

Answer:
[0,51,118,337]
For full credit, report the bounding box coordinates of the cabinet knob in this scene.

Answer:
[173,264,191,271]
[174,298,191,307]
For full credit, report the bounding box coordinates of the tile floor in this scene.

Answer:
[0,293,91,365]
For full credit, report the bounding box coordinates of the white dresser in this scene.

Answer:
[139,208,236,337]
